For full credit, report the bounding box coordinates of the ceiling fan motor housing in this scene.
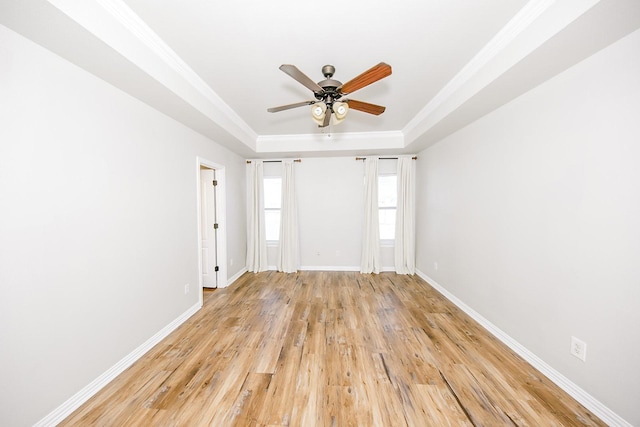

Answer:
[316,65,342,109]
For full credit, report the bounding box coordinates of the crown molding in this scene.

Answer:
[39,0,608,158]
[256,131,405,154]
[403,0,557,142]
[95,0,258,144]
[49,0,257,148]
[403,0,604,148]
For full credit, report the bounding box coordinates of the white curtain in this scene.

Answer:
[395,157,415,274]
[277,160,298,273]
[246,161,267,272]
[360,157,381,274]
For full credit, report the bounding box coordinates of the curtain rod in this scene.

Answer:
[355,156,417,161]
[246,159,302,164]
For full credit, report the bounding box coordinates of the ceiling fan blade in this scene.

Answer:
[338,62,392,95]
[319,109,331,127]
[344,99,386,115]
[279,64,324,93]
[267,100,315,113]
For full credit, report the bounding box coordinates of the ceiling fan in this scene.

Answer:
[267,62,392,127]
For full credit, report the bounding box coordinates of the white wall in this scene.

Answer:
[264,157,396,270]
[0,25,246,426]
[415,28,640,425]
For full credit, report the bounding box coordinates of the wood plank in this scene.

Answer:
[289,353,326,427]
[60,272,606,427]
[254,320,307,425]
[440,363,516,425]
[222,372,273,426]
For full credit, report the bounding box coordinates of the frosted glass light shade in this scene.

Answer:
[332,101,348,124]
[311,102,327,125]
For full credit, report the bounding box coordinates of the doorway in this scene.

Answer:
[200,166,218,288]
[197,158,227,298]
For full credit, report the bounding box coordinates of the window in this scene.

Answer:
[378,174,397,241]
[264,177,281,242]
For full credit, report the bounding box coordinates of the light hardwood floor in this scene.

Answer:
[60,271,605,426]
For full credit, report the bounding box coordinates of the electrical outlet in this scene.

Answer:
[434,261,439,271]
[570,336,587,361]
[230,258,234,266]
[184,283,190,295]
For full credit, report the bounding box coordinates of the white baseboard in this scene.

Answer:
[34,302,202,427]
[415,269,631,427]
[226,267,247,287]
[299,265,359,271]
[299,266,396,272]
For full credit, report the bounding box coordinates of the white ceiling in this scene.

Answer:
[122,0,526,136]
[2,0,640,158]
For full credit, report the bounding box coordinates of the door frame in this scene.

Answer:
[196,157,227,306]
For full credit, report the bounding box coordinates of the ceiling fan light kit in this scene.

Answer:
[268,62,391,128]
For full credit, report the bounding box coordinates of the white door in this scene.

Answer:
[200,168,217,288]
